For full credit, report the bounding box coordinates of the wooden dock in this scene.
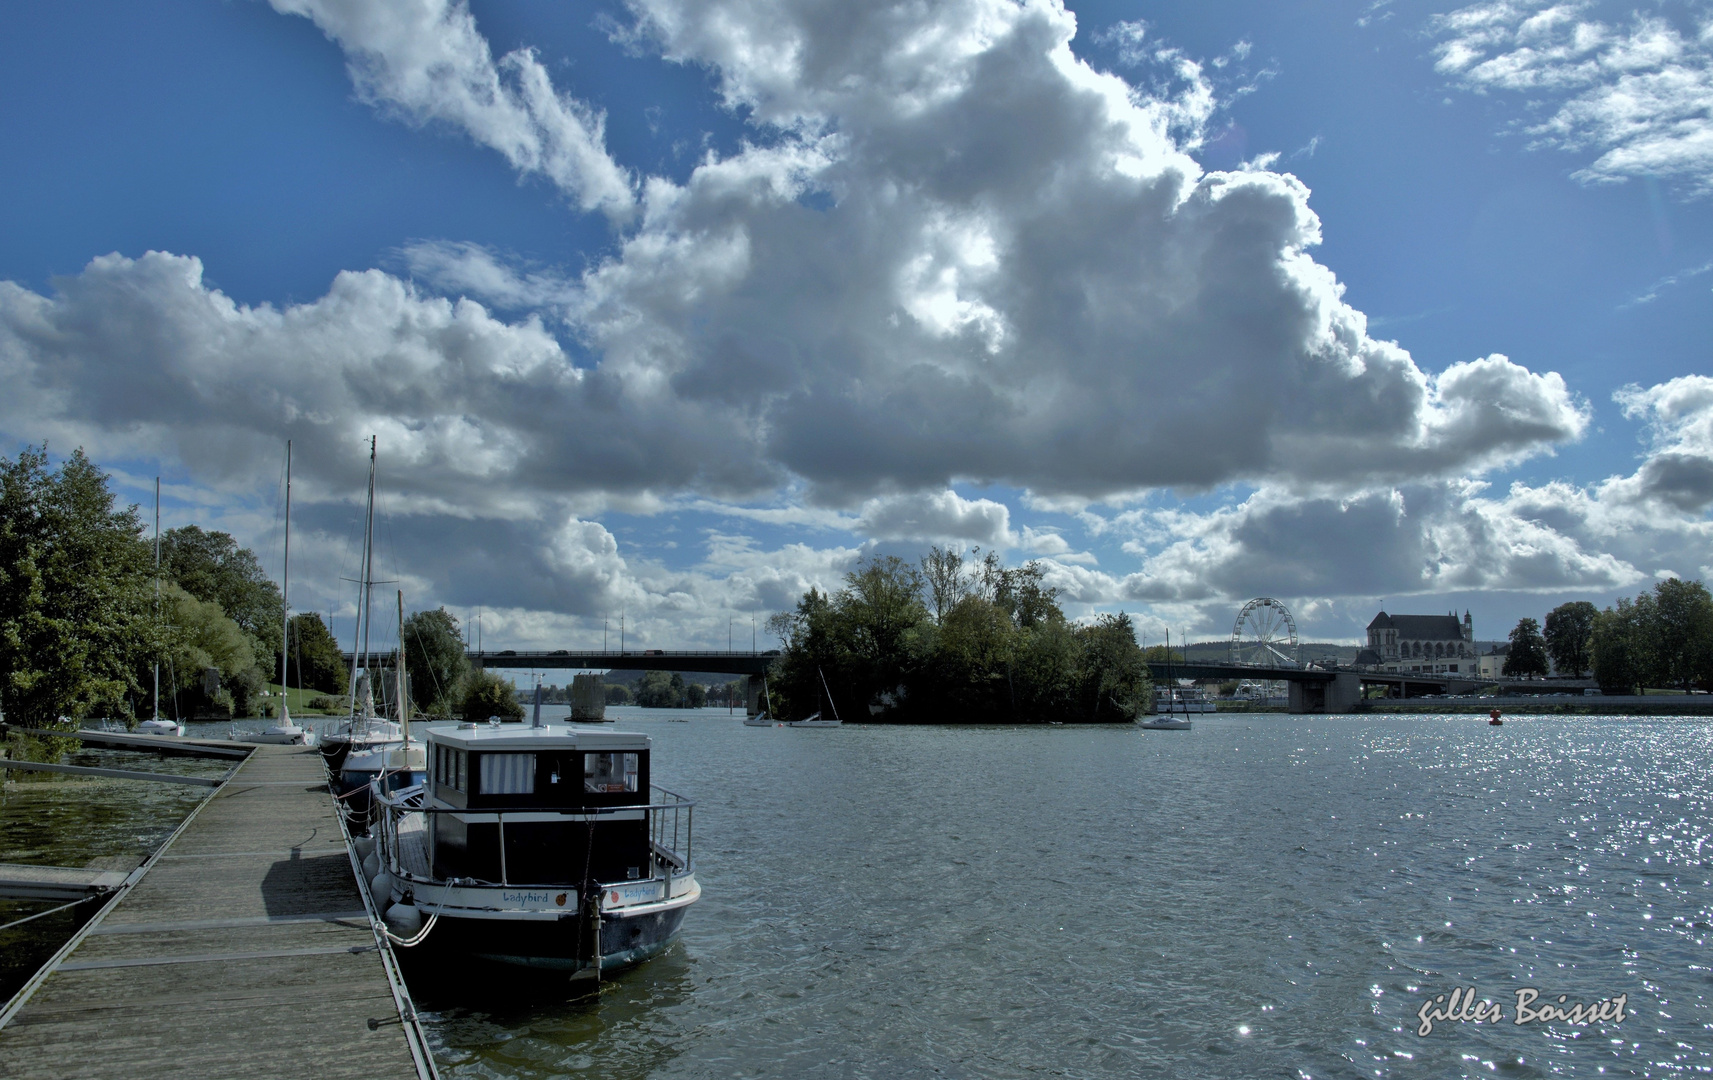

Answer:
[0,744,436,1079]
[0,864,131,902]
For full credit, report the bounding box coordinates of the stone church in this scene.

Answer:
[1355,610,1474,673]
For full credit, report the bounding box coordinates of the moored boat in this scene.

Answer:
[1137,716,1192,730]
[369,719,699,979]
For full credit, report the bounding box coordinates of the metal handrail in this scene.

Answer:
[372,785,693,889]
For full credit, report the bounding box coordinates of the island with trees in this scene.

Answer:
[764,549,1150,724]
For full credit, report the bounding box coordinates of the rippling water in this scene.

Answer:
[409,710,1710,1079]
[6,712,1706,1078]
[0,740,229,998]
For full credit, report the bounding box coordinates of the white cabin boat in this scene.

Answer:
[1151,685,1217,714]
[369,721,699,977]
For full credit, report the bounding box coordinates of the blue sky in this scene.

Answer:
[2,0,1709,652]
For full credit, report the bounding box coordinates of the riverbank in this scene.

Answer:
[1353,693,1713,716]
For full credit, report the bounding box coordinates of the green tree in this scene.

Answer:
[686,682,707,708]
[635,670,685,707]
[1543,600,1597,677]
[605,682,632,705]
[160,525,283,660]
[281,612,348,693]
[1647,578,1713,690]
[767,549,1145,724]
[920,546,970,624]
[160,581,259,716]
[1073,613,1151,722]
[0,446,157,729]
[1590,601,1645,694]
[401,607,468,715]
[458,668,523,721]
[1502,618,1549,678]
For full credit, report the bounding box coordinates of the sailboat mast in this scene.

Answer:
[153,477,160,723]
[396,589,408,746]
[361,436,377,708]
[279,442,292,723]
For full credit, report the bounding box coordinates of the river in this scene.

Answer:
[4,710,1707,1078]
[414,709,1710,1079]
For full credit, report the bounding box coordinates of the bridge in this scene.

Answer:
[347,648,1587,715]
[465,649,775,676]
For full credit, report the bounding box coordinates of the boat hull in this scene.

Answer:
[399,879,698,974]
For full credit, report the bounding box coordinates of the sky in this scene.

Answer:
[2,0,1710,655]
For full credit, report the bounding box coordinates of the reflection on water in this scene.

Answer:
[412,710,1710,1079]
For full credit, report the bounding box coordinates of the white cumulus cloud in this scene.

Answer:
[1433,0,1713,192]
[270,0,634,215]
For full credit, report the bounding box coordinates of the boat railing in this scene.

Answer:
[369,785,694,890]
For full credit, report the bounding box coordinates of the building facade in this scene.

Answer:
[1359,611,1474,674]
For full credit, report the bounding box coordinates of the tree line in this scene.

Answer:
[0,447,293,725]
[765,548,1150,723]
[1501,579,1713,693]
[0,445,536,728]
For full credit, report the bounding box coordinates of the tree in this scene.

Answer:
[686,682,707,708]
[1590,601,1644,694]
[605,683,632,705]
[401,607,468,715]
[1647,578,1713,690]
[767,549,1143,723]
[0,446,158,728]
[160,582,259,717]
[458,668,523,720]
[920,546,969,624]
[281,612,348,693]
[635,670,686,708]
[160,525,283,660]
[1543,601,1597,677]
[1073,613,1151,722]
[1502,618,1549,678]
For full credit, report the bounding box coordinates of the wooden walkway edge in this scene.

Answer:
[0,745,437,1080]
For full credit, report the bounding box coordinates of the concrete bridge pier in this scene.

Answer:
[1288,671,1364,714]
[746,675,765,719]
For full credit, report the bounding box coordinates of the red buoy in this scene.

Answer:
[1489,708,1503,726]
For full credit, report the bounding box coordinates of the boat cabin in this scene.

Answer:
[423,722,653,888]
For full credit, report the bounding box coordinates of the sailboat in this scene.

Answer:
[335,590,425,822]
[743,676,776,725]
[249,440,311,745]
[139,477,185,737]
[788,667,843,727]
[319,437,402,769]
[1138,628,1193,730]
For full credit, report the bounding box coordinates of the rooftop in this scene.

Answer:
[422,721,650,752]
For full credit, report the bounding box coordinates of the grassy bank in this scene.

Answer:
[261,683,345,716]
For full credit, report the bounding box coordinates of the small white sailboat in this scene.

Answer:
[743,677,778,725]
[248,440,311,746]
[142,477,182,738]
[788,668,843,727]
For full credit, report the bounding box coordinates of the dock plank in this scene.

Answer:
[0,746,430,1079]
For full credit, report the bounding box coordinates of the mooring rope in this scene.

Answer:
[383,909,439,947]
[0,895,98,935]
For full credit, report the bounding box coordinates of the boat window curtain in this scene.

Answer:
[480,752,535,795]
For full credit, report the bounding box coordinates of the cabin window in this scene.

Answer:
[433,746,468,792]
[584,752,639,793]
[479,752,535,795]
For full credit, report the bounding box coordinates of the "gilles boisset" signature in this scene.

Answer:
[1416,987,1627,1036]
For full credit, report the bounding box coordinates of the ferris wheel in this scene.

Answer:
[1230,597,1299,668]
